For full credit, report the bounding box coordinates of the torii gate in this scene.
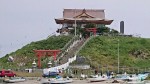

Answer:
[85,28,97,36]
[34,50,60,68]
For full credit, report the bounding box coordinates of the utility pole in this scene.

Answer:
[117,39,120,73]
[74,9,77,36]
[75,18,76,36]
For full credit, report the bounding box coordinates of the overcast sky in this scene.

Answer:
[0,0,150,57]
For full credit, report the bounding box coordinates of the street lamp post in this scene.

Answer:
[117,39,120,73]
[74,9,77,36]
[75,18,77,36]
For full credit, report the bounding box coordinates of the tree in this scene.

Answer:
[110,29,119,34]
[97,27,110,34]
[84,23,96,28]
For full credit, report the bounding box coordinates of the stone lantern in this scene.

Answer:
[47,61,52,68]
[32,59,36,68]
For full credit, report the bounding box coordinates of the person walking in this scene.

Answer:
[79,33,82,40]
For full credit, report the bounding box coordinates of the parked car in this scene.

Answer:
[42,72,59,78]
[0,70,16,77]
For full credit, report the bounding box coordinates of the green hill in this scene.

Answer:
[0,35,72,69]
[1,35,150,72]
[79,36,150,69]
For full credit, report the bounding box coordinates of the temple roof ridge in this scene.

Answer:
[64,9,105,11]
[55,8,113,25]
[63,9,105,19]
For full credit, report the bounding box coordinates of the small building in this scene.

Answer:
[55,9,113,35]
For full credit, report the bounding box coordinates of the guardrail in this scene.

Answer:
[43,55,77,74]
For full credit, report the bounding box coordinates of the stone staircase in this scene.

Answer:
[43,36,95,74]
[58,38,85,65]
[57,35,95,66]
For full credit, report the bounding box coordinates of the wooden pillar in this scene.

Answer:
[37,52,42,68]
[93,29,97,36]
[53,51,57,60]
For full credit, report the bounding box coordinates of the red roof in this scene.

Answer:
[63,9,105,19]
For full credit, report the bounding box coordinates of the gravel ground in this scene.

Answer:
[11,78,126,84]
[1,78,150,84]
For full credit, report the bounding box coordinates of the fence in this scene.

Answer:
[43,55,77,74]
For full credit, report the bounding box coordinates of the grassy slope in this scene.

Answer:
[79,36,150,68]
[0,35,72,69]
[1,35,150,70]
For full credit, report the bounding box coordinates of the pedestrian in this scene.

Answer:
[79,33,82,40]
[94,69,98,75]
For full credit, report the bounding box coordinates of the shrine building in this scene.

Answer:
[55,9,113,35]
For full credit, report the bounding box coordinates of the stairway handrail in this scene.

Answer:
[57,35,79,59]
[62,35,79,51]
[43,36,96,73]
[75,36,95,55]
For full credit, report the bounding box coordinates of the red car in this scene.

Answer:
[0,70,16,77]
